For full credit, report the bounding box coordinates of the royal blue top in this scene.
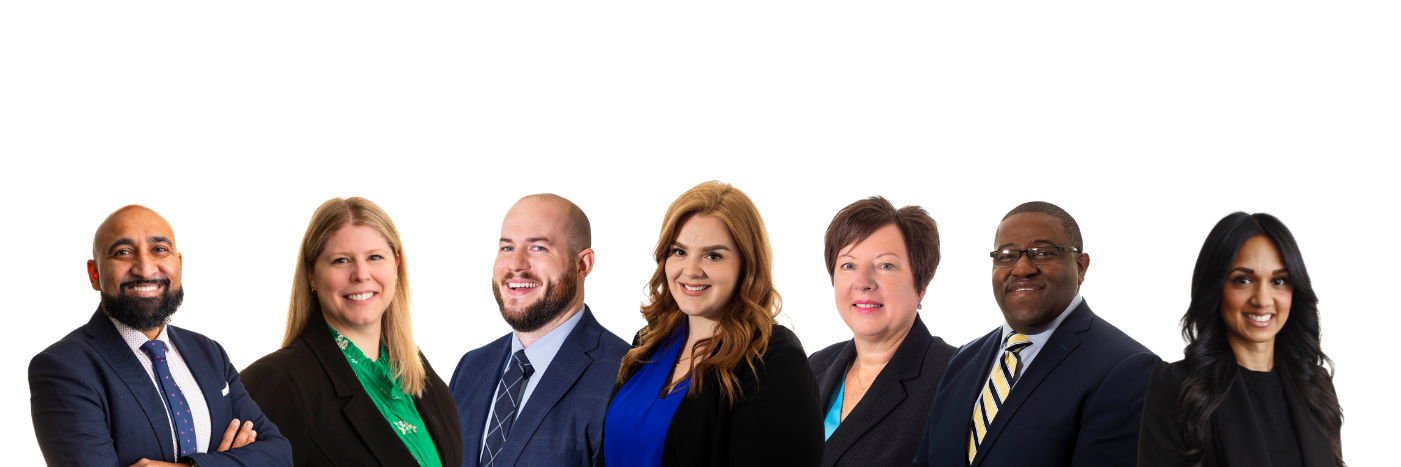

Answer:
[603,327,691,467]
[823,379,845,440]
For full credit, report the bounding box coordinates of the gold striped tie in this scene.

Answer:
[967,332,1032,464]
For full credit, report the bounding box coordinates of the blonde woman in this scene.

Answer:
[597,181,824,467]
[241,197,462,467]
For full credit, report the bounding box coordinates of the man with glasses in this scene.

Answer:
[912,202,1159,467]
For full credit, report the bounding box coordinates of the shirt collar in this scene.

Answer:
[509,303,587,376]
[110,317,171,351]
[1002,293,1082,347]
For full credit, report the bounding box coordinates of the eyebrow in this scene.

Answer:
[1230,267,1290,275]
[149,236,171,245]
[838,252,900,259]
[672,241,731,253]
[107,237,136,255]
[995,239,1058,250]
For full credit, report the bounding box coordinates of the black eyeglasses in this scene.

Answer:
[990,246,1079,267]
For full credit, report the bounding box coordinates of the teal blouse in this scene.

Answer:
[329,325,442,467]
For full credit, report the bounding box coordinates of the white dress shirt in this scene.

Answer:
[110,318,212,457]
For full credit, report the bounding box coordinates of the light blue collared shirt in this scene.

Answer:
[480,303,587,451]
[999,293,1083,373]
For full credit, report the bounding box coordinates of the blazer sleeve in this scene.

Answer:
[727,340,824,467]
[1136,362,1189,467]
[29,350,123,466]
[185,342,293,467]
[1072,351,1161,467]
[238,359,309,467]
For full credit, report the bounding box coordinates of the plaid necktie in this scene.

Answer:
[968,332,1032,464]
[140,340,199,459]
[480,349,534,467]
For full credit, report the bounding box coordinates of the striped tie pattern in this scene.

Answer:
[967,332,1032,464]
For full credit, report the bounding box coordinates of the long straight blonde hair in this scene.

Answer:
[282,197,427,397]
[618,181,781,404]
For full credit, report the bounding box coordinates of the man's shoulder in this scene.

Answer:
[31,325,100,372]
[1076,311,1154,357]
[455,332,513,370]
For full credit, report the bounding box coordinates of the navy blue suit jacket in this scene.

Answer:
[450,306,628,467]
[912,300,1159,467]
[30,308,292,467]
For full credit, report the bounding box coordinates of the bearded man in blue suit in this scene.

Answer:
[30,205,291,467]
[913,201,1159,467]
[451,194,628,467]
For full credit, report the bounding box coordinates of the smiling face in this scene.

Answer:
[666,214,743,321]
[992,212,1089,333]
[309,224,398,332]
[833,223,924,343]
[492,198,584,333]
[89,206,185,331]
[1220,235,1292,350]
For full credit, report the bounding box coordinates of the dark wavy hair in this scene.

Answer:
[1177,212,1343,466]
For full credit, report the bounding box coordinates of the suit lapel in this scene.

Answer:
[823,316,933,467]
[813,341,855,417]
[494,307,603,467]
[461,338,513,467]
[166,326,230,450]
[84,308,177,462]
[412,357,459,467]
[1216,369,1272,467]
[935,328,1002,467]
[970,302,1090,467]
[304,317,417,466]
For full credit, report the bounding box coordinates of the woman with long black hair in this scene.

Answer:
[1138,212,1343,467]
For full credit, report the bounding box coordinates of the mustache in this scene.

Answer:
[500,272,541,284]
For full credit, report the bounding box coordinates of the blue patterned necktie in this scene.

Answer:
[140,340,199,458]
[480,349,534,467]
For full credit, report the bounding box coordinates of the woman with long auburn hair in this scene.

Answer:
[1138,212,1344,467]
[241,197,462,467]
[597,181,823,467]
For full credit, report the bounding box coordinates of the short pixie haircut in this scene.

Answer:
[823,196,941,293]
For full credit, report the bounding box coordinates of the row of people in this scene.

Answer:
[29,181,1344,467]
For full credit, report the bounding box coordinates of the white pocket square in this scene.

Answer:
[221,383,230,396]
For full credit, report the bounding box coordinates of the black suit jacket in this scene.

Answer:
[1137,361,1338,467]
[449,306,629,467]
[808,314,956,467]
[240,315,463,467]
[30,308,291,467]
[913,300,1161,467]
[597,323,824,467]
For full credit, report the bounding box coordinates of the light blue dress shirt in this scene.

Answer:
[479,304,587,451]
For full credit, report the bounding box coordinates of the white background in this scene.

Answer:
[3,2,1395,464]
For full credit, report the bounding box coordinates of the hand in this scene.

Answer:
[216,419,257,451]
[127,460,189,467]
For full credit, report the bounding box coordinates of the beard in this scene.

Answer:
[492,266,578,333]
[101,279,185,332]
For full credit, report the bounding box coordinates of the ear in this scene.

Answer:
[87,260,100,291]
[177,252,182,266]
[1075,252,1090,284]
[575,248,595,281]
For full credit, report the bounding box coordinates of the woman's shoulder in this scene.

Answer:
[1146,360,1191,395]
[241,337,317,379]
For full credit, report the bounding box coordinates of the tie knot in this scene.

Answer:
[140,340,168,359]
[513,349,535,379]
[1004,332,1031,353]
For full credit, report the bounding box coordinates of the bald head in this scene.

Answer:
[92,205,176,261]
[88,205,184,333]
[507,194,591,255]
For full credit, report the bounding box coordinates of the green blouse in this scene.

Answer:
[329,324,442,467]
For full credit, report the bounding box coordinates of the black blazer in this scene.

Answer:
[240,316,463,467]
[597,323,824,467]
[807,314,955,467]
[913,300,1161,467]
[1137,361,1338,467]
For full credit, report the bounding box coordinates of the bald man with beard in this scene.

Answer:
[450,194,628,467]
[29,205,291,467]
